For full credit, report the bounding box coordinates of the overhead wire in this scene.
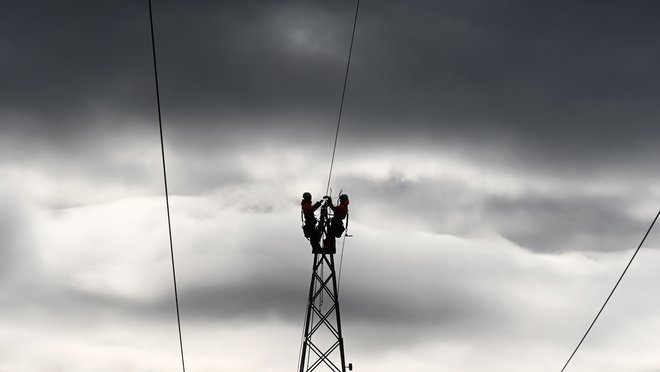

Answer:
[325,0,360,196]
[559,209,660,372]
[328,0,360,294]
[147,1,186,371]
[322,0,360,336]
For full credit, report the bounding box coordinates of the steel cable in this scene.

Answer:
[560,210,660,371]
[147,1,186,371]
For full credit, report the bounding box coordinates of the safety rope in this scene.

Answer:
[147,1,186,371]
[337,235,348,290]
[559,210,659,371]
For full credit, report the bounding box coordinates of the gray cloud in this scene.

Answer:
[4,0,660,170]
[0,196,25,273]
[1,1,152,123]
[486,193,646,252]
[0,183,38,278]
[335,169,656,253]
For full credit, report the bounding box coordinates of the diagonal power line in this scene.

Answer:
[560,209,660,372]
[325,0,360,196]
[147,1,186,371]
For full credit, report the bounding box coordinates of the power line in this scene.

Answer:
[325,0,361,196]
[560,209,660,372]
[147,1,186,371]
[328,0,360,313]
[328,0,360,299]
[324,0,360,328]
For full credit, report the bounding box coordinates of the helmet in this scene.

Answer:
[302,192,312,201]
[339,194,349,203]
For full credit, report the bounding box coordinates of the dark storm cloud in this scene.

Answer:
[172,274,494,330]
[488,194,654,252]
[349,1,660,133]
[337,171,651,252]
[0,0,355,129]
[485,194,646,252]
[44,258,506,350]
[5,0,660,167]
[1,1,154,127]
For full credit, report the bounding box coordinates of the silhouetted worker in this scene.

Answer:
[301,192,323,253]
[322,194,349,253]
[329,194,349,236]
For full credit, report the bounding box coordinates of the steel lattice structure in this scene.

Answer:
[299,253,350,372]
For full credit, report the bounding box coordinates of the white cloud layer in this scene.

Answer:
[1,134,659,371]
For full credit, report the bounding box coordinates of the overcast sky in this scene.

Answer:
[2,1,660,371]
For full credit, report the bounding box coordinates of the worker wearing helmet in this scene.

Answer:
[322,194,349,253]
[328,194,349,237]
[301,192,323,252]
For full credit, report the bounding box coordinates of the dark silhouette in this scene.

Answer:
[301,192,323,253]
[322,194,349,253]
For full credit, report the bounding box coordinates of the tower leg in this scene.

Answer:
[329,254,347,371]
[299,253,318,372]
[298,253,347,372]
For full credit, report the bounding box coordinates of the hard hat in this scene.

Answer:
[302,192,312,201]
[339,194,349,202]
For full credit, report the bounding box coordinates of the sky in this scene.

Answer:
[2,0,660,371]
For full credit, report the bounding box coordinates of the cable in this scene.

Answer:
[559,210,660,372]
[337,235,348,290]
[325,0,360,196]
[148,1,186,371]
[328,0,360,298]
[337,212,351,290]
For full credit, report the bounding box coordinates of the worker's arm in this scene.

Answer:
[324,196,338,212]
